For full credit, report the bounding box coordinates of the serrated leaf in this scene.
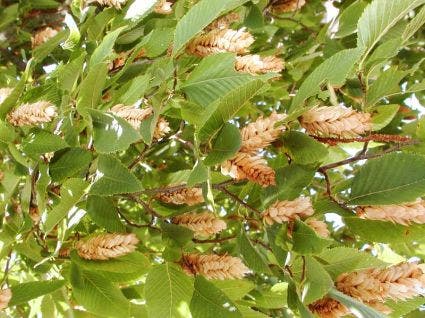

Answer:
[76,63,108,115]
[190,276,242,318]
[33,30,69,62]
[70,264,131,318]
[371,104,400,131]
[282,131,328,165]
[181,53,254,107]
[336,0,368,38]
[403,5,425,41]
[90,27,125,67]
[357,0,425,62]
[197,79,264,142]
[161,222,193,247]
[204,123,242,166]
[290,48,362,111]
[387,297,425,318]
[86,195,126,232]
[43,178,88,233]
[237,230,271,274]
[211,280,254,301]
[9,280,66,306]
[89,109,141,153]
[301,256,333,305]
[22,129,68,155]
[318,247,386,278]
[173,0,229,54]
[292,220,331,255]
[349,153,425,205]
[90,154,143,196]
[145,263,194,318]
[49,148,92,182]
[0,120,17,143]
[70,250,150,275]
[366,68,406,106]
[187,160,208,187]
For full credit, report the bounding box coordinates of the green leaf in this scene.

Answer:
[89,109,141,153]
[357,0,425,63]
[76,63,108,115]
[173,0,229,54]
[197,79,264,141]
[181,53,254,107]
[237,230,271,274]
[371,104,400,131]
[187,160,208,187]
[248,285,288,309]
[292,220,331,255]
[22,129,68,155]
[49,148,92,182]
[9,280,66,306]
[336,0,368,38]
[43,178,88,233]
[117,74,150,105]
[290,48,362,111]
[403,5,425,41]
[318,247,385,278]
[70,250,150,275]
[161,222,194,247]
[58,53,86,92]
[283,131,328,165]
[387,297,425,318]
[145,263,194,318]
[301,256,333,305]
[211,280,254,301]
[70,264,131,318]
[86,195,126,232]
[190,276,242,318]
[366,68,406,106]
[328,288,386,318]
[0,120,17,143]
[33,30,69,62]
[349,153,425,205]
[204,123,242,166]
[90,27,125,67]
[90,154,143,196]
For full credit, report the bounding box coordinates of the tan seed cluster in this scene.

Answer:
[156,187,204,206]
[154,0,173,14]
[76,233,139,260]
[172,212,226,237]
[31,27,59,48]
[187,28,254,57]
[221,153,276,187]
[0,88,12,104]
[262,197,314,225]
[300,106,372,138]
[272,0,306,13]
[235,55,284,74]
[7,101,57,127]
[357,198,425,225]
[110,104,170,139]
[87,0,127,9]
[240,111,286,153]
[310,262,425,317]
[306,219,330,238]
[182,254,250,280]
[0,289,12,310]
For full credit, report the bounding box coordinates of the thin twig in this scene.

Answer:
[117,208,158,229]
[192,235,236,244]
[312,134,414,146]
[216,186,262,215]
[127,195,162,218]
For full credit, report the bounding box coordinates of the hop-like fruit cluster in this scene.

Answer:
[31,27,59,48]
[187,28,254,57]
[221,153,276,187]
[300,105,372,138]
[235,55,284,74]
[181,254,250,280]
[154,0,173,14]
[272,0,306,13]
[310,262,425,317]
[156,187,204,206]
[0,289,12,310]
[7,101,57,126]
[357,198,425,225]
[240,111,286,153]
[87,0,127,9]
[262,197,314,225]
[110,104,170,139]
[0,87,12,104]
[76,233,139,260]
[172,212,226,237]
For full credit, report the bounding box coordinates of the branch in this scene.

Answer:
[192,235,236,244]
[127,195,162,218]
[312,134,415,146]
[215,185,262,215]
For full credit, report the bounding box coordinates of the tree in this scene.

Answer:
[0,0,425,317]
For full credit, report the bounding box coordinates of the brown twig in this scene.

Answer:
[127,195,162,218]
[312,134,414,146]
[192,235,237,244]
[215,185,262,215]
